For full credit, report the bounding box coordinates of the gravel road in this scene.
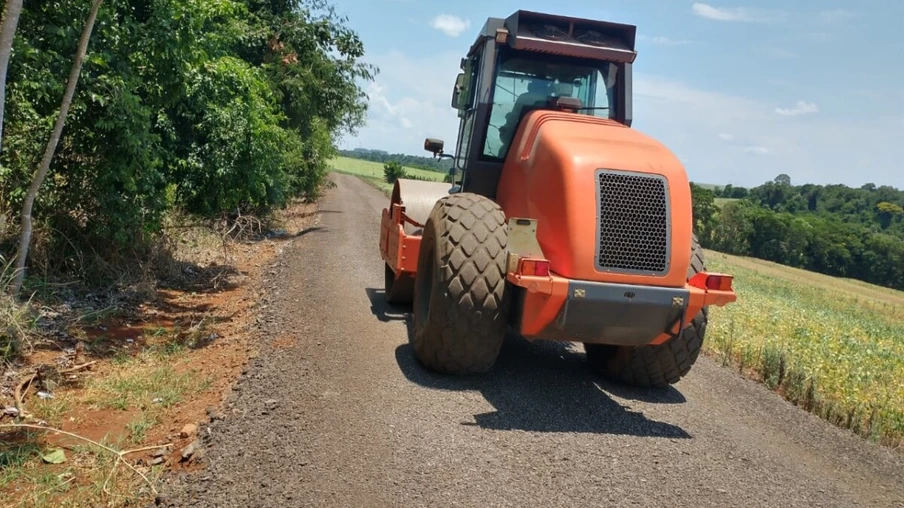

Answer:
[161,172,904,507]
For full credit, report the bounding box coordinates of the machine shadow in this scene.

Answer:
[364,288,410,323]
[394,340,690,438]
[366,287,691,438]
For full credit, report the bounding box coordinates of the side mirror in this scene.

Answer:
[451,72,464,109]
[424,138,444,155]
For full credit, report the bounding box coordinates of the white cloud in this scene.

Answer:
[718,133,734,141]
[632,74,902,187]
[654,36,691,46]
[640,35,693,46]
[691,3,784,23]
[775,100,819,116]
[337,50,461,154]
[743,146,771,155]
[430,14,470,37]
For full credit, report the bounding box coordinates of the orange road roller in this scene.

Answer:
[378,9,737,387]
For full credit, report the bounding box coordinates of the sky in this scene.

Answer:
[328,0,904,188]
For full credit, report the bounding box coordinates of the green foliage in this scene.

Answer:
[383,161,406,184]
[0,0,375,281]
[693,174,904,290]
[170,56,294,216]
[713,184,749,199]
[689,183,718,241]
[877,202,904,229]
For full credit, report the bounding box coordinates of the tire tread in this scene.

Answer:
[585,235,709,388]
[412,193,509,374]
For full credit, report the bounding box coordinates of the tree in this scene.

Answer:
[774,173,791,186]
[877,202,904,229]
[689,183,717,243]
[0,0,22,154]
[11,0,103,295]
[383,160,406,184]
[710,201,753,254]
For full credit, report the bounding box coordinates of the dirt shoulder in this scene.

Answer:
[0,199,319,507]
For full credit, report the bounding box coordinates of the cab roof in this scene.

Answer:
[468,10,637,64]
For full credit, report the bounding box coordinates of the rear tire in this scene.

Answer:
[585,236,708,388]
[411,193,509,374]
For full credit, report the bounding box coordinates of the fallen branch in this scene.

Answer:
[120,443,172,456]
[60,360,98,374]
[0,423,160,495]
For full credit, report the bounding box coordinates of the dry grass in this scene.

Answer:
[83,347,214,414]
[1,255,38,361]
[0,426,167,508]
[0,328,212,506]
[704,250,904,447]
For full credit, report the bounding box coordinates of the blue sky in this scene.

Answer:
[329,1,904,188]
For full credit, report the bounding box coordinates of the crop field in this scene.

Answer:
[704,250,904,446]
[328,156,445,194]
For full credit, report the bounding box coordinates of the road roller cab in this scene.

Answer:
[378,9,738,387]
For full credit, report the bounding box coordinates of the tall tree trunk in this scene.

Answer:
[0,0,23,154]
[10,0,104,296]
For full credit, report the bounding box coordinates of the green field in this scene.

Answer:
[705,251,904,446]
[328,156,445,194]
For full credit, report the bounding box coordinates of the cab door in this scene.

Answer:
[453,50,482,178]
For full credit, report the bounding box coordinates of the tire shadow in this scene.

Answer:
[364,287,410,323]
[366,287,691,438]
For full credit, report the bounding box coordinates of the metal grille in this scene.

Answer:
[596,170,670,274]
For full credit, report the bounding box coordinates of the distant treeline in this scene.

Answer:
[339,148,452,173]
[692,174,904,290]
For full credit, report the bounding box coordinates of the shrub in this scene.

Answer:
[383,161,406,184]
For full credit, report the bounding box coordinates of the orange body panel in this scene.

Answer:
[495,110,694,288]
[506,271,569,336]
[380,205,420,276]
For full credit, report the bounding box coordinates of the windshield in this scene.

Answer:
[482,51,618,160]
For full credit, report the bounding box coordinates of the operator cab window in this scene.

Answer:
[482,49,618,161]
